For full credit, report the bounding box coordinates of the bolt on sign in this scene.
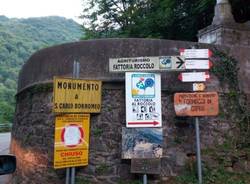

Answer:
[109,56,185,72]
[125,72,162,127]
[174,92,219,116]
[53,77,102,113]
[54,114,90,169]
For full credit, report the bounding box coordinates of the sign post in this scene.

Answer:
[195,117,202,184]
[71,61,79,184]
[177,48,217,184]
[174,92,219,184]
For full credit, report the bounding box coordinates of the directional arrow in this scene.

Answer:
[127,121,159,126]
[176,56,185,68]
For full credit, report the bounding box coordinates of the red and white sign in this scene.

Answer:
[185,60,213,69]
[178,72,210,82]
[180,49,212,59]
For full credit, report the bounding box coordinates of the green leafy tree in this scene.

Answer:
[81,0,250,40]
[81,0,215,40]
[0,16,82,126]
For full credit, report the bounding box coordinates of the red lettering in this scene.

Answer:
[60,151,83,157]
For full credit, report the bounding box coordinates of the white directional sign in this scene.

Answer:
[185,60,213,69]
[180,49,212,59]
[126,72,162,127]
[109,56,185,72]
[178,72,210,82]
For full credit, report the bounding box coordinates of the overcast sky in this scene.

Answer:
[0,0,83,23]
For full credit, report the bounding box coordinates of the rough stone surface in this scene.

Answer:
[10,39,250,183]
[198,0,250,47]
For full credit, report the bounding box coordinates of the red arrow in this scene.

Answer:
[128,121,159,126]
[208,50,213,57]
[209,60,213,68]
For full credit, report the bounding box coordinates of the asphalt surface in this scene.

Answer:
[0,132,11,154]
[0,132,11,184]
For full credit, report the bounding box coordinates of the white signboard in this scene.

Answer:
[185,60,212,69]
[178,72,210,82]
[126,72,162,127]
[109,56,185,72]
[180,49,212,59]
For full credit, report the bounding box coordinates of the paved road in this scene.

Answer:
[0,132,11,184]
[0,132,11,154]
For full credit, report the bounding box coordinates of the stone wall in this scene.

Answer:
[10,39,250,183]
[198,23,250,46]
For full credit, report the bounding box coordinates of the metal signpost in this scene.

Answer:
[53,61,95,184]
[176,48,217,184]
[174,91,219,184]
[66,61,79,184]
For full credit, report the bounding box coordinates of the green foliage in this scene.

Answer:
[0,16,82,127]
[81,0,250,40]
[176,164,249,184]
[76,176,91,184]
[80,0,215,40]
[95,163,110,174]
[211,49,250,150]
[211,50,239,90]
[118,180,142,184]
[92,127,103,137]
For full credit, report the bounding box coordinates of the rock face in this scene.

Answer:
[11,39,250,183]
[198,0,250,47]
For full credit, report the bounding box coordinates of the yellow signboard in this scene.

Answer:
[53,77,102,113]
[54,114,90,169]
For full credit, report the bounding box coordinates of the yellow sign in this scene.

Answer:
[53,77,102,113]
[54,114,90,169]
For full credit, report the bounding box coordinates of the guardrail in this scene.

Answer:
[0,124,12,132]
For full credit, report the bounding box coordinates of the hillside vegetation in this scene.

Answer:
[0,16,82,127]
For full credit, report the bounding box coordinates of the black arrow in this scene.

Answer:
[176,57,185,68]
